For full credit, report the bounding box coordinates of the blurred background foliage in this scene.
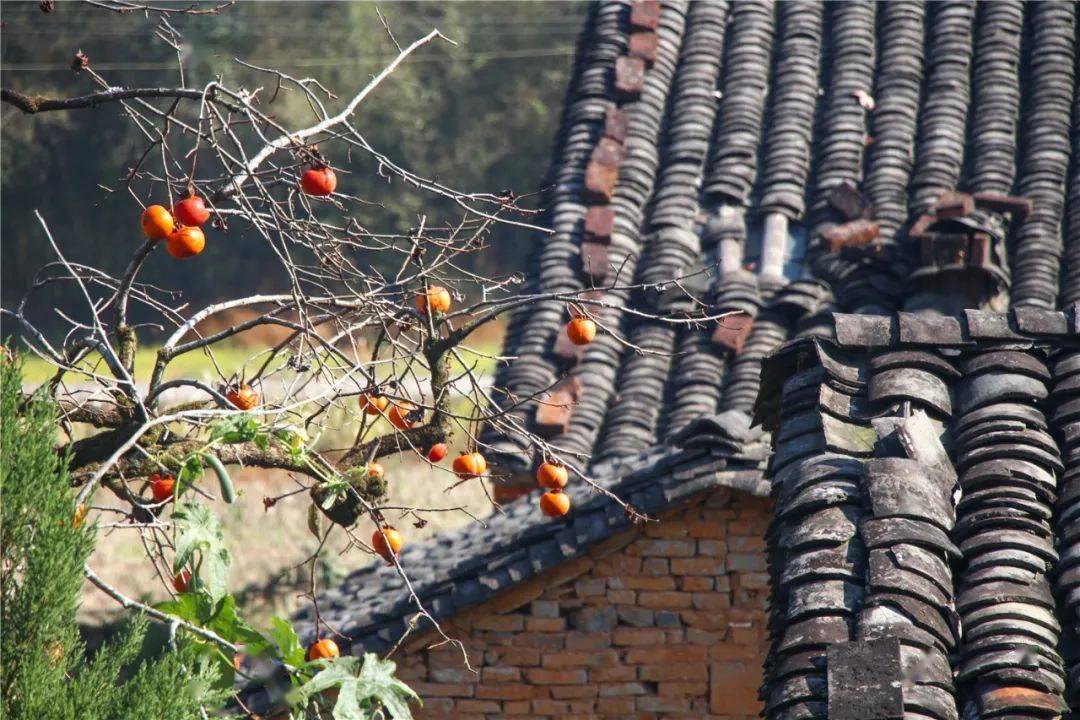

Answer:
[1,1,585,335]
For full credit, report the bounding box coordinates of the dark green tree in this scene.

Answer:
[0,356,228,720]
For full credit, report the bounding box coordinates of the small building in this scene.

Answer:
[248,1,1080,719]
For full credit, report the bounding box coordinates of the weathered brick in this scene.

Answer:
[531,600,560,618]
[543,650,618,667]
[656,610,681,628]
[513,631,565,649]
[597,696,637,715]
[699,539,728,557]
[526,617,566,632]
[613,627,666,646]
[531,698,570,714]
[569,606,617,632]
[710,661,763,715]
[678,576,714,592]
[621,575,676,591]
[598,682,650,697]
[493,647,541,666]
[692,592,731,611]
[671,557,726,575]
[626,646,708,664]
[551,684,600,699]
[617,607,655,627]
[639,591,693,610]
[644,520,689,538]
[639,662,709,682]
[658,681,709,696]
[708,642,761,661]
[637,695,692,712]
[608,589,636,604]
[473,614,524,632]
[526,668,588,685]
[727,552,766,571]
[475,683,540,701]
[409,681,474,698]
[688,520,726,538]
[503,700,531,714]
[641,557,670,575]
[729,535,766,553]
[638,539,695,557]
[481,665,521,683]
[430,666,474,683]
[575,578,606,597]
[592,664,637,682]
[736,572,770,590]
[454,699,501,713]
[566,631,612,650]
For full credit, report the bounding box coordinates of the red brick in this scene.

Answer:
[699,539,729,557]
[531,698,570,714]
[637,539,695,557]
[598,682,649,697]
[493,647,541,666]
[566,632,611,650]
[543,650,618,667]
[644,520,689,538]
[409,681,473,698]
[710,662,763,715]
[475,683,539,701]
[659,681,709,696]
[503,700,531,714]
[678,576,714,592]
[526,617,566,632]
[671,557,726,575]
[526,668,588,685]
[613,627,666,646]
[625,646,708,664]
[472,614,524,632]
[481,665,521,683]
[597,697,637,716]
[591,664,637,682]
[551,684,600,699]
[629,0,660,29]
[639,591,693,610]
[608,589,636,604]
[621,575,676,591]
[688,520,725,538]
[639,662,709,682]
[708,642,761,661]
[637,695,692,712]
[454,699,500,713]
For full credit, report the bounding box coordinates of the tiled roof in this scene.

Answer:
[757,318,1080,719]
[282,2,1080,716]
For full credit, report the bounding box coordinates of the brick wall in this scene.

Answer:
[390,487,771,719]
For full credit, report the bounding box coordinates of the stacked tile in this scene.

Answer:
[862,2,925,246]
[762,339,870,720]
[967,1,1022,196]
[1011,2,1076,309]
[558,1,688,464]
[859,352,961,720]
[908,1,973,218]
[1063,81,1080,307]
[1052,351,1080,709]
[952,350,1068,718]
[757,1,824,223]
[806,1,877,307]
[594,0,729,463]
[701,0,775,207]
[483,1,630,469]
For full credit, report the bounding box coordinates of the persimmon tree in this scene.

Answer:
[1,4,728,717]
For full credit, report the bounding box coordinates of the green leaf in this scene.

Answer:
[154,591,214,625]
[355,653,420,719]
[209,414,261,444]
[174,453,204,499]
[204,595,271,655]
[286,656,360,708]
[172,503,231,603]
[268,616,307,667]
[333,677,364,720]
